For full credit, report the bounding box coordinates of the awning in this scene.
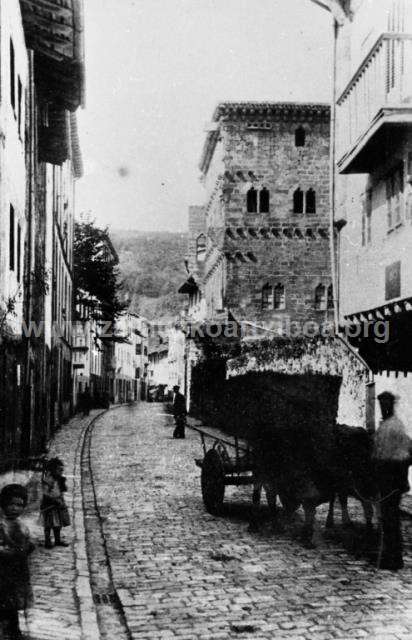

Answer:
[343,296,412,325]
[343,297,412,373]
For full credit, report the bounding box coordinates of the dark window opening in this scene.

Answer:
[261,284,273,310]
[386,164,404,229]
[18,77,22,137]
[366,189,372,243]
[327,284,334,310]
[315,284,326,310]
[9,205,15,271]
[293,188,304,214]
[10,39,15,110]
[247,187,257,213]
[295,126,305,147]
[306,189,316,214]
[196,234,206,262]
[385,261,401,301]
[17,223,21,283]
[274,284,286,310]
[259,187,270,213]
[361,201,366,246]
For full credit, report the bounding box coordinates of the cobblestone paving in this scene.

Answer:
[89,403,412,640]
[23,412,99,640]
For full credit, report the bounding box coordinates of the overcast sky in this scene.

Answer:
[76,0,333,232]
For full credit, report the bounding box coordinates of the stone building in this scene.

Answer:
[21,0,85,446]
[148,332,169,400]
[0,0,85,465]
[177,101,349,416]
[113,313,148,404]
[310,0,412,436]
[167,323,186,392]
[336,0,412,406]
[197,101,333,334]
[72,296,104,410]
[181,205,207,321]
[0,0,30,463]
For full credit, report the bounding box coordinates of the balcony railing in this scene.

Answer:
[337,33,412,173]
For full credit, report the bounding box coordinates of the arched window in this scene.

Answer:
[315,284,327,310]
[293,188,304,214]
[259,187,270,213]
[306,188,316,214]
[261,284,273,310]
[196,234,206,262]
[247,187,257,213]
[327,284,334,309]
[274,284,286,310]
[295,126,305,147]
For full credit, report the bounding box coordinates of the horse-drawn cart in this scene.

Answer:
[193,371,343,516]
[194,427,255,515]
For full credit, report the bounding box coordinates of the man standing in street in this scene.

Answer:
[172,385,187,439]
[373,391,412,570]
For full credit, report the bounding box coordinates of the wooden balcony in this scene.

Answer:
[337,33,412,174]
[19,0,85,110]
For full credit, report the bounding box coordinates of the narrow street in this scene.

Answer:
[71,403,412,640]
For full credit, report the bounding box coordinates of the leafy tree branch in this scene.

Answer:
[73,219,127,321]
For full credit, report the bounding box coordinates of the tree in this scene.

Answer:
[0,290,20,342]
[73,220,126,321]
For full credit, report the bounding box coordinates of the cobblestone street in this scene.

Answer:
[83,403,412,640]
[23,410,103,640]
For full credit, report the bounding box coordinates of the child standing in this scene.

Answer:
[41,458,70,549]
[0,484,34,640]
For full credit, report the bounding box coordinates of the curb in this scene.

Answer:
[72,410,106,640]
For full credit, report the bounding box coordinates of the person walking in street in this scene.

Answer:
[373,391,412,570]
[0,484,34,640]
[172,385,187,439]
[83,385,91,416]
[40,458,70,549]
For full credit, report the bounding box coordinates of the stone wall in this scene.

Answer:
[188,205,206,276]
[201,105,333,326]
[224,228,332,325]
[227,335,371,428]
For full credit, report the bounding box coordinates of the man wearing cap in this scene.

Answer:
[373,391,412,570]
[172,385,187,439]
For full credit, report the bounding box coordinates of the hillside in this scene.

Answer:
[111,230,189,321]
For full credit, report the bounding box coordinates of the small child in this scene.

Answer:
[0,483,34,640]
[41,458,70,549]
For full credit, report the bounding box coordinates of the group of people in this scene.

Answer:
[0,458,70,639]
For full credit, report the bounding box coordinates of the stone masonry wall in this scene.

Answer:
[224,230,332,325]
[188,205,206,278]
[203,107,332,326]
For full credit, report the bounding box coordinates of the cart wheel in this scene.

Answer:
[201,449,225,515]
